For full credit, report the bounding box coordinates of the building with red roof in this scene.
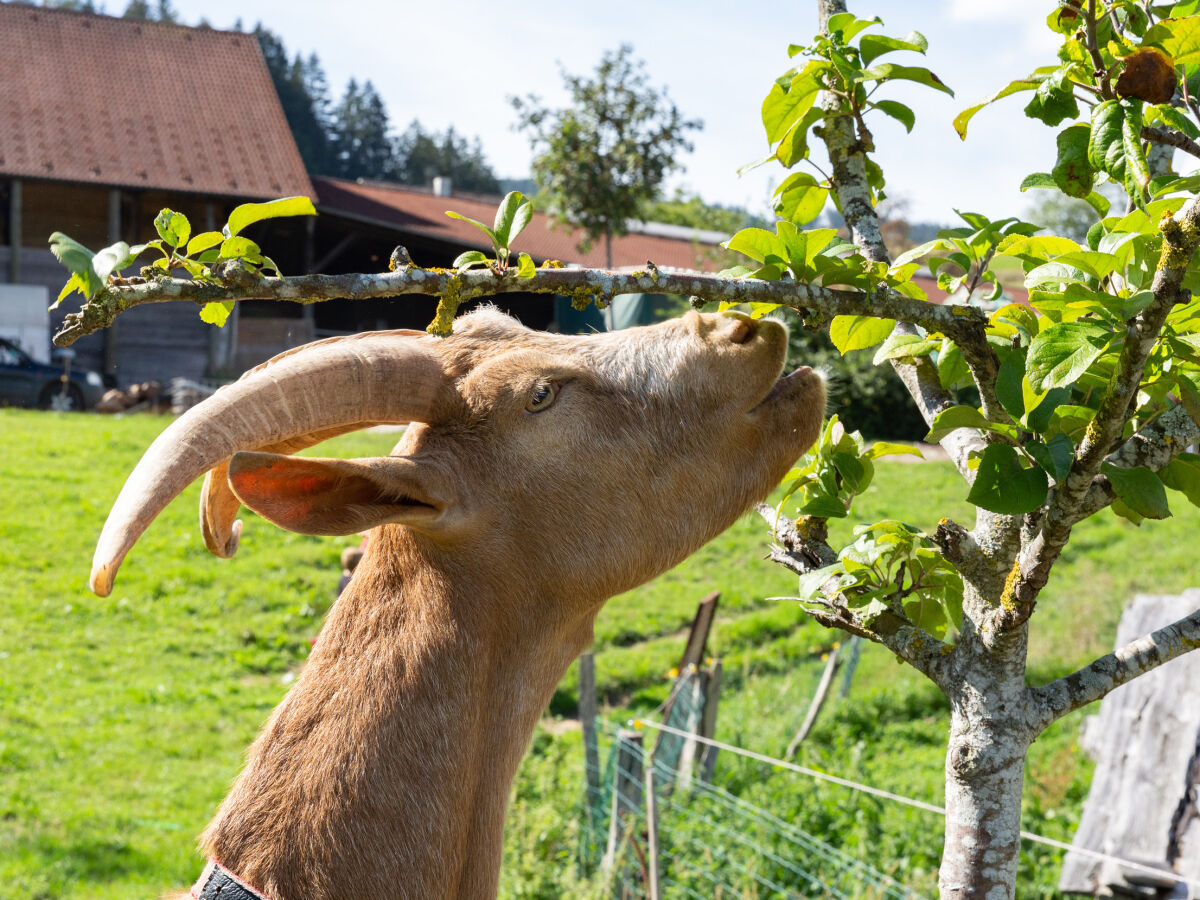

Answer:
[0,5,726,389]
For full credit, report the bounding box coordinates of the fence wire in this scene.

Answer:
[574,703,926,900]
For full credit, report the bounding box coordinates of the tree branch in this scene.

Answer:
[1029,602,1200,730]
[1085,0,1115,100]
[1073,403,1200,520]
[1142,125,1200,161]
[52,258,987,347]
[815,0,989,479]
[1005,195,1200,627]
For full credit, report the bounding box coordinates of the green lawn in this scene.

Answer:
[1,409,1196,898]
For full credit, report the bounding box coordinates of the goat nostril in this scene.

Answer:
[722,311,756,345]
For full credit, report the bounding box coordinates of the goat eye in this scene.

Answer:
[526,381,557,412]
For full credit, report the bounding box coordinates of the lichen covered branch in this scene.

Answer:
[1029,602,1200,729]
[52,258,986,347]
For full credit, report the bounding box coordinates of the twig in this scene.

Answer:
[1142,125,1200,161]
[1085,0,1115,100]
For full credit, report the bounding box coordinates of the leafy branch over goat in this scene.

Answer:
[90,306,825,900]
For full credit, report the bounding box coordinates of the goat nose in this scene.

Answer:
[720,310,757,344]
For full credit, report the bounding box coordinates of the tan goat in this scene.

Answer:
[89,306,825,900]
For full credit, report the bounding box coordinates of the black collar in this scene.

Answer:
[191,860,270,900]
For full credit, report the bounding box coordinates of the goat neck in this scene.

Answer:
[201,526,581,900]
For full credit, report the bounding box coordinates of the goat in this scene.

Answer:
[89,306,825,900]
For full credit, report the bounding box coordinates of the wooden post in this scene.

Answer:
[8,178,21,283]
[602,730,644,882]
[699,659,723,783]
[658,591,719,739]
[679,591,720,670]
[644,764,661,900]
[786,644,843,759]
[579,653,602,841]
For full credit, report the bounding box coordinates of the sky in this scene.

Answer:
[157,0,1078,225]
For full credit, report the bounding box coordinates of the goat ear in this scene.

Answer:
[226,452,453,536]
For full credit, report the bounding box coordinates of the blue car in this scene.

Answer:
[0,337,106,411]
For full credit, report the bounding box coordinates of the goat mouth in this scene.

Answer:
[748,365,816,413]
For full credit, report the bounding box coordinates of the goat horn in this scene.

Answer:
[91,330,447,597]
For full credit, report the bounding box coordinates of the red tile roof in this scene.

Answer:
[0,5,312,199]
[312,176,724,272]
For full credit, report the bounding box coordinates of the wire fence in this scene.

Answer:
[573,681,925,900]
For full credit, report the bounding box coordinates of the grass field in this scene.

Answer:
[2,408,1198,898]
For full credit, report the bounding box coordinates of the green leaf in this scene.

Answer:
[954,78,1039,139]
[1144,17,1200,66]
[827,13,881,42]
[872,333,939,364]
[831,452,867,492]
[92,241,131,282]
[798,493,848,518]
[937,339,970,389]
[186,231,225,256]
[1024,68,1079,127]
[966,444,1049,515]
[1102,463,1171,518]
[1051,124,1095,198]
[925,405,994,442]
[452,250,489,272]
[516,252,536,278]
[828,315,895,354]
[1026,321,1113,391]
[725,227,784,263]
[50,272,85,310]
[858,31,928,66]
[225,196,316,238]
[1026,433,1074,481]
[199,300,235,327]
[762,65,824,144]
[446,210,500,250]
[1160,452,1200,506]
[154,208,191,248]
[1146,102,1200,139]
[860,63,954,96]
[774,107,825,167]
[47,232,102,299]
[774,172,828,224]
[1087,99,1150,199]
[870,99,916,132]
[995,352,1027,420]
[492,191,533,248]
[218,237,264,264]
[864,442,924,461]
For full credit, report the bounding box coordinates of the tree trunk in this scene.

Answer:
[938,588,1034,900]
